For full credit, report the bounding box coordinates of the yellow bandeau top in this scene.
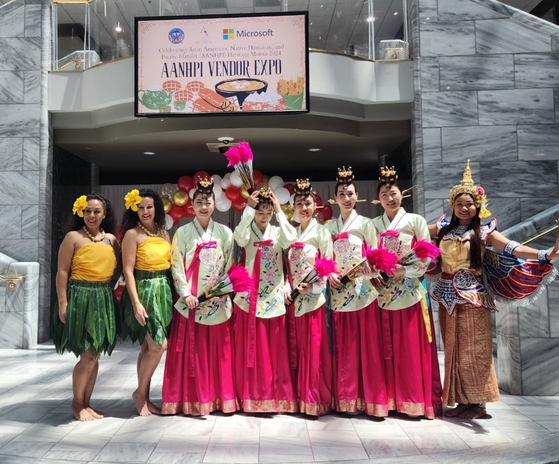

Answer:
[135,237,171,271]
[71,243,117,282]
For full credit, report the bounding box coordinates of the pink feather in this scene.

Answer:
[227,265,253,293]
[223,146,240,167]
[237,141,253,163]
[314,257,338,279]
[412,240,440,260]
[366,248,399,274]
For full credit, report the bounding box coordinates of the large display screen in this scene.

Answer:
[135,12,309,117]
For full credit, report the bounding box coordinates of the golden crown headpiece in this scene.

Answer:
[336,166,354,184]
[196,177,214,195]
[448,160,491,219]
[295,178,313,196]
[257,187,273,203]
[379,166,398,187]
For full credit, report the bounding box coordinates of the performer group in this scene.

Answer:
[52,151,559,423]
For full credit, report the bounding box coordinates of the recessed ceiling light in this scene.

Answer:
[367,16,374,22]
[115,21,123,32]
[308,148,321,152]
[394,11,398,15]
[144,151,155,155]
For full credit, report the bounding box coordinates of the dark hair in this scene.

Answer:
[436,193,482,270]
[377,181,402,195]
[120,188,166,239]
[335,182,358,195]
[63,193,115,235]
[192,190,215,201]
[255,201,273,211]
[293,191,316,204]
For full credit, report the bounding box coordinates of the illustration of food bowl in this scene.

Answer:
[215,78,268,107]
[138,83,173,111]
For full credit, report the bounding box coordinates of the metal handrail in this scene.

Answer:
[0,274,26,281]
[522,219,559,246]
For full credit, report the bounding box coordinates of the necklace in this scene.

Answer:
[383,209,405,231]
[137,222,159,237]
[194,219,213,241]
[83,226,105,243]
[298,220,316,242]
[337,212,357,234]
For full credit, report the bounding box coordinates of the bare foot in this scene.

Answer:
[71,401,94,421]
[86,407,105,419]
[147,400,161,415]
[133,390,151,416]
[458,406,487,419]
[444,404,469,417]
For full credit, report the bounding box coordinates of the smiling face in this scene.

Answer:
[255,203,273,231]
[378,184,402,217]
[335,183,358,214]
[137,197,155,227]
[83,199,105,229]
[293,194,316,222]
[193,194,215,221]
[453,193,477,224]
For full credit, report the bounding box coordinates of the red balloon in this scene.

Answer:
[232,197,247,212]
[193,171,210,184]
[322,204,333,221]
[315,210,325,224]
[314,194,323,207]
[284,183,295,194]
[186,204,195,217]
[253,169,264,186]
[225,185,240,201]
[177,175,194,192]
[169,204,184,221]
[114,284,124,303]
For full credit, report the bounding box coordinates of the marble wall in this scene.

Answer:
[0,0,52,344]
[408,0,559,394]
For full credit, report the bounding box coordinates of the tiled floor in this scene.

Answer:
[1,342,558,464]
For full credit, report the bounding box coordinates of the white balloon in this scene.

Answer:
[230,171,243,187]
[164,214,174,230]
[292,212,301,223]
[213,183,223,200]
[268,175,284,190]
[275,187,290,204]
[189,188,196,199]
[224,172,232,180]
[289,193,296,206]
[220,177,231,189]
[211,174,222,185]
[216,198,231,212]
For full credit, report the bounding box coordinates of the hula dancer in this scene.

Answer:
[233,188,298,413]
[372,167,443,419]
[120,188,173,416]
[285,179,334,416]
[162,178,238,415]
[52,194,120,421]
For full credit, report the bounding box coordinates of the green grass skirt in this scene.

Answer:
[52,279,119,357]
[120,269,173,345]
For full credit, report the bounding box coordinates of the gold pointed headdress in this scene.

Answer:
[295,178,312,196]
[196,177,214,196]
[448,160,491,219]
[379,166,398,187]
[257,187,273,204]
[336,166,354,184]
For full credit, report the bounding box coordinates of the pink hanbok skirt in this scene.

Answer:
[161,310,238,415]
[292,305,332,416]
[233,305,298,413]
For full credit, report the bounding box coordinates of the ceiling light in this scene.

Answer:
[143,151,155,155]
[308,148,321,152]
[367,16,374,22]
[394,11,398,15]
[115,21,123,32]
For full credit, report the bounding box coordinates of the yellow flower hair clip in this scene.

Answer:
[124,189,142,211]
[72,195,88,217]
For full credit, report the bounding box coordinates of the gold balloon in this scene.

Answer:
[162,197,172,213]
[262,175,270,187]
[173,189,188,206]
[240,185,250,199]
[281,203,293,222]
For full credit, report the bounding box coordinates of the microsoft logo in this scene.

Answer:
[223,28,234,40]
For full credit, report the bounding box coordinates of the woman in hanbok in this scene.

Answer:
[162,178,237,415]
[428,161,559,419]
[52,194,120,421]
[371,167,442,419]
[120,188,172,416]
[325,167,386,416]
[233,188,298,413]
[285,179,333,416]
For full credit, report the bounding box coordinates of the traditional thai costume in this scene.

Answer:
[120,236,173,345]
[162,217,237,415]
[52,241,119,357]
[287,212,333,416]
[233,199,298,413]
[372,205,443,419]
